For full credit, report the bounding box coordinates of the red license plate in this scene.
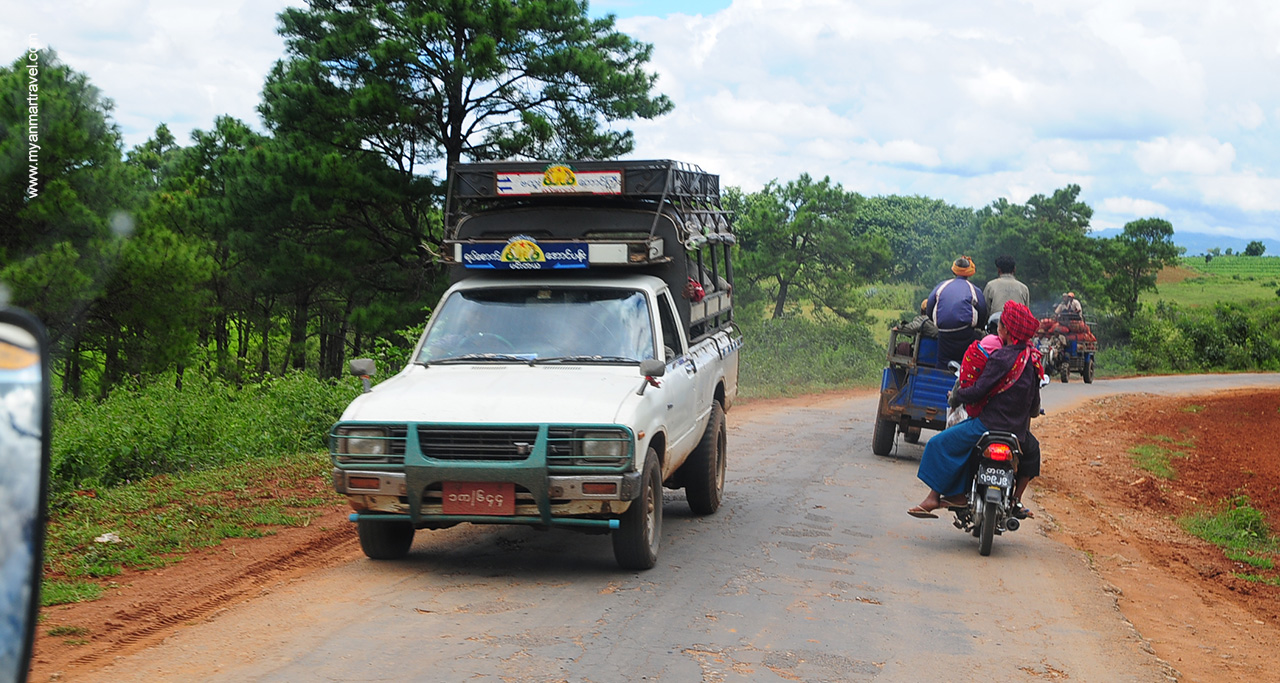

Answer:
[441,482,515,515]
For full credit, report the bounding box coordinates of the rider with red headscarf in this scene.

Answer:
[908,301,1044,518]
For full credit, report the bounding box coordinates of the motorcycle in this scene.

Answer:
[944,431,1023,556]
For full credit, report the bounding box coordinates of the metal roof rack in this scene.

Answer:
[446,159,735,247]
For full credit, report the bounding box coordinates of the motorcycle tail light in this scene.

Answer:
[985,443,1013,462]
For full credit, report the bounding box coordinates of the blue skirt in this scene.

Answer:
[917,417,988,497]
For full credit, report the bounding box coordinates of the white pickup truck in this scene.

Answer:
[329,160,741,569]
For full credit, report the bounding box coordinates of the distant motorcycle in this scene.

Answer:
[944,431,1024,556]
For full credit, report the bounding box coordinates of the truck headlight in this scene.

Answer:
[339,427,389,457]
[578,430,627,461]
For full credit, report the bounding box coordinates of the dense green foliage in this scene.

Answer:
[50,373,360,499]
[1128,300,1280,372]
[738,316,882,398]
[2,1,670,395]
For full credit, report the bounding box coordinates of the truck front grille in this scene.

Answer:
[418,427,540,461]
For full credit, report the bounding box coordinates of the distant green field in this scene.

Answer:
[1142,256,1280,308]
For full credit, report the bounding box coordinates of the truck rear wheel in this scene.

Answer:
[357,518,415,560]
[1083,357,1095,383]
[871,418,896,456]
[903,426,922,444]
[613,449,662,570]
[685,402,726,515]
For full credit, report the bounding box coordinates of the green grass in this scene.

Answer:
[1180,496,1276,554]
[1144,256,1280,308]
[41,580,104,606]
[46,625,90,637]
[41,448,339,605]
[1226,548,1275,569]
[1146,434,1196,448]
[1127,443,1189,479]
[1181,404,1204,414]
[738,315,883,399]
[1233,573,1280,586]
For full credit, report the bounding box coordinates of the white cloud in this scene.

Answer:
[1134,137,1236,175]
[1198,173,1280,212]
[1100,196,1171,217]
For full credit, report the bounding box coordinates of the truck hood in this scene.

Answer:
[339,364,643,425]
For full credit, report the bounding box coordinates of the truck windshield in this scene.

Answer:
[417,287,655,364]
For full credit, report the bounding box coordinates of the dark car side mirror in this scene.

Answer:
[0,307,52,683]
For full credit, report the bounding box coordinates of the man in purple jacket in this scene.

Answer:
[925,256,988,369]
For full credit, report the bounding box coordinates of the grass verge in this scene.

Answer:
[1180,496,1278,582]
[42,449,339,606]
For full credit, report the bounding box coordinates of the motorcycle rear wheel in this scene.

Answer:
[978,500,998,556]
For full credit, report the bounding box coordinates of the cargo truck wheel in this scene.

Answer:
[357,518,415,560]
[685,402,726,515]
[1083,357,1095,384]
[871,417,896,456]
[1059,365,1069,383]
[613,449,662,570]
[904,426,922,444]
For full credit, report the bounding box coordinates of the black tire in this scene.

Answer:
[685,403,727,515]
[1083,357,1095,384]
[357,518,415,560]
[871,418,896,456]
[613,449,662,570]
[1059,364,1069,383]
[978,500,998,556]
[904,426,922,444]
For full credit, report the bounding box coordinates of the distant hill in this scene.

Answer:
[1089,228,1279,257]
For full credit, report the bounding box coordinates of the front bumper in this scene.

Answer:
[333,469,642,501]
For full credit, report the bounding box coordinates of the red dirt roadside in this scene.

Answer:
[1037,388,1280,682]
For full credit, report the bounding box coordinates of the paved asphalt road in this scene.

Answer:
[85,374,1280,683]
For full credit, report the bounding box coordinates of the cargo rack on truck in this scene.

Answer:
[443,159,737,342]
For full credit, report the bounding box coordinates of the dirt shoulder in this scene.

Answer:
[1036,388,1280,682]
[28,386,1280,682]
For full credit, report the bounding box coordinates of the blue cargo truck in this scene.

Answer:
[871,329,954,456]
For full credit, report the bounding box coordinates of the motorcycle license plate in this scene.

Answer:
[441,482,515,515]
[976,466,1012,489]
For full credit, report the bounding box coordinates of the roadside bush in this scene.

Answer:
[51,372,360,501]
[1128,300,1280,373]
[739,315,881,398]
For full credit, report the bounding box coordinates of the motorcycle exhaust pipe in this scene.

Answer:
[1006,517,1020,531]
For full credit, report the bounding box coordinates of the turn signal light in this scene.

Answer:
[348,476,380,490]
[582,482,617,495]
[985,443,1013,462]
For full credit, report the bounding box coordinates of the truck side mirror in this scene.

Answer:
[639,359,665,378]
[349,359,376,394]
[0,307,52,683]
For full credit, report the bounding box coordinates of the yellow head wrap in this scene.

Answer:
[951,256,976,278]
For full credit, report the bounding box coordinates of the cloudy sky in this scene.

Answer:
[6,0,1280,243]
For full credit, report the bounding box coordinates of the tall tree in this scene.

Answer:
[736,174,890,319]
[1245,240,1266,257]
[1103,217,1183,318]
[968,185,1106,312]
[0,49,132,382]
[262,0,673,186]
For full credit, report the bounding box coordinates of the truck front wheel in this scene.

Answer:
[685,402,727,515]
[613,449,662,570]
[357,518,415,560]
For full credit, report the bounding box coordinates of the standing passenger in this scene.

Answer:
[982,255,1030,320]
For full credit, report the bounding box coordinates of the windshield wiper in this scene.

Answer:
[534,355,637,364]
[425,353,535,366]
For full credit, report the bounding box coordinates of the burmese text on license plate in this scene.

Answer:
[442,481,515,515]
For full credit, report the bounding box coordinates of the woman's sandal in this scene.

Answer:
[938,495,968,508]
[907,505,939,519]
